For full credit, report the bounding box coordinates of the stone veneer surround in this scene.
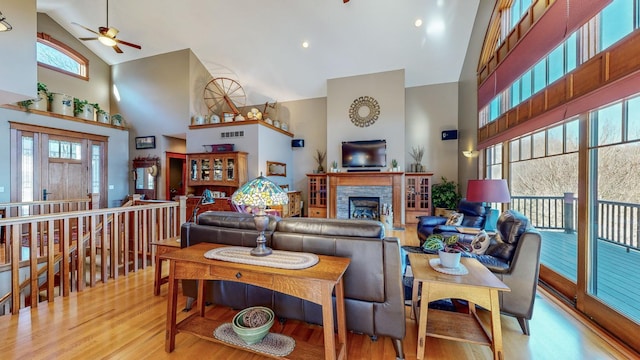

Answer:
[327,172,403,228]
[337,187,393,220]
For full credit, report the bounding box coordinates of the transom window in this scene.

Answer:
[37,32,89,80]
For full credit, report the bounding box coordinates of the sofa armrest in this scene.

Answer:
[500,230,542,319]
[417,215,447,227]
[376,236,406,340]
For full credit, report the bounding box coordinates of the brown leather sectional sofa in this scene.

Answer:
[180,211,406,359]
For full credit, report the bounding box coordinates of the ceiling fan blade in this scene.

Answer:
[114,38,142,49]
[72,22,101,36]
[112,44,123,53]
[79,37,99,41]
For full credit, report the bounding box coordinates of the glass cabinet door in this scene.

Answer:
[226,158,235,181]
[201,158,210,180]
[213,157,223,181]
[190,159,198,181]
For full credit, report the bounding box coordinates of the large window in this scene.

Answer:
[37,33,89,80]
[480,0,638,128]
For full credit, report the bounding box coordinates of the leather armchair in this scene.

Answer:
[465,210,541,335]
[416,199,486,245]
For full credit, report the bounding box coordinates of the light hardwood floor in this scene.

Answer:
[0,227,635,359]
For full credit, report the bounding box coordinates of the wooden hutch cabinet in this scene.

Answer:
[185,151,248,220]
[404,172,433,224]
[187,151,248,188]
[307,174,327,218]
[271,191,302,218]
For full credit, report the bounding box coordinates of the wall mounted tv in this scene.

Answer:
[341,139,387,168]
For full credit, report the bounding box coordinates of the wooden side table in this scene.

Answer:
[151,236,181,295]
[408,253,510,360]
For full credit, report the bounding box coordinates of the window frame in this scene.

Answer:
[37,32,89,81]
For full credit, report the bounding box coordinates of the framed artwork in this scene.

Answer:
[267,161,286,176]
[135,136,156,150]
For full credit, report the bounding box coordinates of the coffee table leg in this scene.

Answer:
[411,278,419,320]
[165,260,177,352]
[417,281,430,360]
[489,289,503,360]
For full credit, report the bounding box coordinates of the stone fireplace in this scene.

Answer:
[327,172,403,228]
[348,197,380,220]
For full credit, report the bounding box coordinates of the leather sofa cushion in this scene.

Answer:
[276,217,385,239]
[273,218,385,303]
[198,210,279,231]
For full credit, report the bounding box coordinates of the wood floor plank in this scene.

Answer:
[0,228,634,359]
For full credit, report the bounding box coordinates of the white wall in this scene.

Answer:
[405,82,459,183]
[36,13,111,114]
[326,69,406,171]
[0,0,37,105]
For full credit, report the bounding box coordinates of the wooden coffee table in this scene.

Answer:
[408,253,510,360]
[150,236,181,295]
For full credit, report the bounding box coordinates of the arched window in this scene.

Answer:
[37,32,89,80]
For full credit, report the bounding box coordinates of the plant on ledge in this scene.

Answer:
[314,149,326,173]
[431,176,460,210]
[409,146,424,172]
[73,98,88,116]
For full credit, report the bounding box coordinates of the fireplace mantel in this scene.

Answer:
[327,172,403,228]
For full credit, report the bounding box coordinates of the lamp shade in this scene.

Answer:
[232,175,289,208]
[466,179,511,203]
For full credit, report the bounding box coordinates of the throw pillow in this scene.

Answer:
[470,230,490,255]
[445,212,464,226]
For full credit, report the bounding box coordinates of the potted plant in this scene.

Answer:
[409,146,424,172]
[331,160,339,172]
[314,149,326,173]
[94,103,110,123]
[32,82,51,111]
[391,159,399,171]
[431,176,460,216]
[17,82,51,111]
[73,98,94,120]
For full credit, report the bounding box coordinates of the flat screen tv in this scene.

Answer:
[341,139,386,168]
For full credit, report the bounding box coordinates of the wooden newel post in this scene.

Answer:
[564,192,575,234]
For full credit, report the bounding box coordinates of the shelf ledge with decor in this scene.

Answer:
[1,104,127,130]
[189,119,293,137]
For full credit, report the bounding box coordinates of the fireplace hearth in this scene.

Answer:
[349,197,380,220]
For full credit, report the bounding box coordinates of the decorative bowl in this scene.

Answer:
[231,306,275,345]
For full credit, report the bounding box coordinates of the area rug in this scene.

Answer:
[213,323,295,357]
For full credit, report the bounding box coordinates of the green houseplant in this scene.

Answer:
[431,176,461,212]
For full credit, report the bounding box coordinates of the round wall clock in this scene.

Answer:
[349,96,380,127]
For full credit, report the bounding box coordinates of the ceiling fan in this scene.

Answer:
[72,0,141,53]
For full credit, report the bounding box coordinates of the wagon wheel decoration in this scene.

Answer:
[203,77,247,116]
[349,96,380,127]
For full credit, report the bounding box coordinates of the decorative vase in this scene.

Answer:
[317,165,324,173]
[97,111,110,124]
[79,103,95,120]
[31,90,49,111]
[51,93,73,116]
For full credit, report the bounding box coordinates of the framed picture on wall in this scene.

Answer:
[135,136,156,149]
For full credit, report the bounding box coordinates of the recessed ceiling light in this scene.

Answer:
[414,19,423,27]
[426,20,445,35]
[302,41,309,48]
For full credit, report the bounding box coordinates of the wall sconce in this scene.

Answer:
[462,150,479,158]
[0,11,13,32]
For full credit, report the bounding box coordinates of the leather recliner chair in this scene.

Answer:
[416,199,487,245]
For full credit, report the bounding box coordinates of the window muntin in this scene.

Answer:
[37,33,88,80]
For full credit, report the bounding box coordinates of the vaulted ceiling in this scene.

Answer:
[37,0,481,105]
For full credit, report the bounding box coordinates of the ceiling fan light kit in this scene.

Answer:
[72,0,141,53]
[0,11,12,32]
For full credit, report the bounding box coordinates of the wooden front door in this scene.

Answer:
[42,136,87,201]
